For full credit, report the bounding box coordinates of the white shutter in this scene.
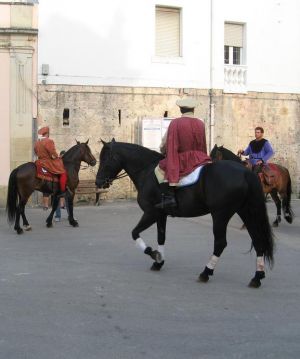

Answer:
[224,23,243,47]
[156,7,180,57]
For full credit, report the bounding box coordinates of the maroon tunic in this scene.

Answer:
[159,116,211,184]
[34,138,65,174]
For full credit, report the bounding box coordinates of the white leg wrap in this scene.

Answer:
[135,237,147,251]
[207,255,219,270]
[157,245,165,260]
[256,256,265,272]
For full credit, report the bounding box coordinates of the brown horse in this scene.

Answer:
[210,145,294,227]
[6,140,97,234]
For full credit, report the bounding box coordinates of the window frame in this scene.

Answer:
[224,22,246,66]
[224,45,243,65]
[154,5,182,59]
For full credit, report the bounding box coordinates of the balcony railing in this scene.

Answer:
[224,65,247,94]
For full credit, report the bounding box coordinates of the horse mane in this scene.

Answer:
[111,141,164,164]
[219,146,241,162]
[62,143,81,163]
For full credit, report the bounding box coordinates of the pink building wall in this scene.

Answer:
[0,44,11,187]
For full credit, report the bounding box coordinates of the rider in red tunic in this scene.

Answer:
[34,126,67,197]
[155,98,211,209]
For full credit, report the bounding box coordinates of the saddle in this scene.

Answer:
[258,163,279,187]
[35,161,59,183]
[155,164,206,187]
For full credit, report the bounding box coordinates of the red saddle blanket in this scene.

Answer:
[35,161,59,183]
[259,163,280,187]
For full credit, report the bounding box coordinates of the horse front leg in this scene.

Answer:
[46,195,59,228]
[149,213,167,271]
[270,189,281,227]
[131,212,159,270]
[199,210,232,283]
[281,191,293,224]
[66,191,78,227]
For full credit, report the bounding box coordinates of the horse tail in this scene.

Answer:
[6,168,19,224]
[284,171,294,223]
[244,171,274,267]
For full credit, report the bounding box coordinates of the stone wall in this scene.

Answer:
[37,84,300,203]
[37,85,210,203]
[213,90,300,197]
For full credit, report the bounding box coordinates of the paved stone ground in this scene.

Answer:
[0,200,300,359]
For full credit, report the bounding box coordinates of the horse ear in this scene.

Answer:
[75,139,80,145]
[100,138,107,145]
[112,138,116,143]
[220,145,224,149]
[85,139,89,145]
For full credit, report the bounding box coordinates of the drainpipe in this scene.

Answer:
[209,0,215,151]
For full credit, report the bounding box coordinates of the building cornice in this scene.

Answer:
[0,1,37,5]
[0,27,38,35]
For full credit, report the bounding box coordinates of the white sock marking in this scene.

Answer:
[207,255,219,270]
[157,245,165,260]
[135,237,147,251]
[256,256,265,272]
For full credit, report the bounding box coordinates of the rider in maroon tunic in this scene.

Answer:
[155,98,211,209]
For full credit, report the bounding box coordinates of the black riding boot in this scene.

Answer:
[155,183,177,209]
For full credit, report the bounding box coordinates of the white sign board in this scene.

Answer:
[142,118,173,152]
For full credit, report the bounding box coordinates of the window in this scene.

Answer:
[155,6,181,57]
[224,23,244,65]
[63,108,70,127]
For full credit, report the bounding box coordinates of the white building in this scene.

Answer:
[38,0,300,93]
[0,0,299,205]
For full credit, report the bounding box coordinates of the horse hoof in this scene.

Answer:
[70,221,79,227]
[46,222,53,228]
[248,278,261,288]
[285,215,293,224]
[272,222,278,228]
[150,250,162,263]
[198,273,209,282]
[16,228,23,235]
[23,225,32,231]
[150,261,164,271]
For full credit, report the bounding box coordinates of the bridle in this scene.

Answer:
[99,144,128,187]
[77,144,97,170]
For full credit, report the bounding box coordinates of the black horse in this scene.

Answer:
[6,140,97,234]
[96,139,274,288]
[210,144,293,227]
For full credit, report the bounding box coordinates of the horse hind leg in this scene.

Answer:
[199,210,233,283]
[14,206,23,234]
[238,209,267,288]
[20,203,32,231]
